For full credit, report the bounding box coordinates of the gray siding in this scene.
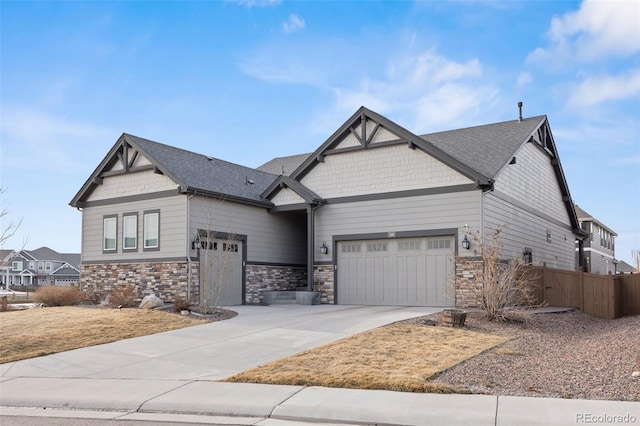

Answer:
[189,196,306,265]
[484,192,575,270]
[81,194,188,262]
[314,190,482,261]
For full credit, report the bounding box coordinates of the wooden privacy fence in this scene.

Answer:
[528,265,640,320]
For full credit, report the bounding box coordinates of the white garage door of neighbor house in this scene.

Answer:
[200,238,243,306]
[337,236,455,307]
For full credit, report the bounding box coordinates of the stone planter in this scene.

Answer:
[441,308,467,327]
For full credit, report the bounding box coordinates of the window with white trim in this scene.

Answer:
[123,213,138,251]
[103,216,117,252]
[45,262,51,271]
[143,210,160,250]
[38,261,44,270]
[12,261,23,271]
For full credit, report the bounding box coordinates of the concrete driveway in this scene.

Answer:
[0,304,440,381]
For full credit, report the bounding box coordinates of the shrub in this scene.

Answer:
[458,225,540,321]
[34,286,84,306]
[108,285,137,308]
[172,295,192,313]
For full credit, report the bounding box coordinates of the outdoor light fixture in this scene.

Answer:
[461,235,471,250]
[192,235,201,250]
[320,241,329,255]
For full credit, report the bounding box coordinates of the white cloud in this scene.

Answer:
[229,0,281,8]
[283,14,305,34]
[528,0,640,64]
[567,69,640,106]
[1,107,112,174]
[516,72,532,89]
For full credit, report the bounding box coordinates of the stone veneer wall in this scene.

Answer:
[245,264,307,304]
[455,257,484,308]
[313,265,335,304]
[81,261,199,304]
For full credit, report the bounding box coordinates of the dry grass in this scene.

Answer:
[225,322,510,393]
[0,307,211,364]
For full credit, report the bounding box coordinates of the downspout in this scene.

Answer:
[307,202,323,292]
[186,193,195,301]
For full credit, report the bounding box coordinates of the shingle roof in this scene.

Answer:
[257,115,546,182]
[24,247,81,267]
[574,204,617,235]
[421,116,546,179]
[127,134,279,205]
[257,153,311,175]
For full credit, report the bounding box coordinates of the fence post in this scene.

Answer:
[578,269,584,312]
[542,263,547,303]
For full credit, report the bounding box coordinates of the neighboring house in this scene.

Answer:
[616,260,638,274]
[574,205,618,274]
[1,247,81,287]
[70,105,584,308]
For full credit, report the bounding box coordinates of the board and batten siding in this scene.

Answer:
[483,193,575,270]
[189,196,306,265]
[314,190,482,261]
[81,194,187,262]
[300,144,474,199]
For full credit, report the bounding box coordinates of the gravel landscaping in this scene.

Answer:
[421,309,640,401]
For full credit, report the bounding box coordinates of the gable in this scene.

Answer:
[493,140,570,223]
[300,143,474,199]
[290,107,491,188]
[271,187,306,205]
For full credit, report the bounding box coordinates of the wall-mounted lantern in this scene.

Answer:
[320,241,329,255]
[461,235,471,250]
[192,235,201,250]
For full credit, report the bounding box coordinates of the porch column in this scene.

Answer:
[306,205,313,291]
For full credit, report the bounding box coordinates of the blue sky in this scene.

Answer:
[1,0,639,265]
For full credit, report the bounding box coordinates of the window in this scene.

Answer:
[341,243,361,253]
[38,261,44,270]
[399,240,421,251]
[367,242,387,252]
[29,261,35,270]
[143,210,160,250]
[103,216,117,252]
[45,262,51,271]
[427,239,451,250]
[12,261,23,271]
[123,214,138,251]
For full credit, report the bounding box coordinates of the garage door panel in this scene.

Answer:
[338,236,454,307]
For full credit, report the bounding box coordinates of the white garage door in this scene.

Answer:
[337,236,455,307]
[200,238,243,306]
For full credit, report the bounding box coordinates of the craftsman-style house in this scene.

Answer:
[70,106,583,307]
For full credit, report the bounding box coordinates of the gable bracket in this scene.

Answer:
[348,126,364,146]
[365,122,381,146]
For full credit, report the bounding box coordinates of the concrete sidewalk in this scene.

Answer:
[1,305,638,425]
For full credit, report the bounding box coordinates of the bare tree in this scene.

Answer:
[0,187,23,246]
[633,250,640,271]
[458,225,540,321]
[195,200,238,315]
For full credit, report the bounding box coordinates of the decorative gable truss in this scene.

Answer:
[263,106,493,205]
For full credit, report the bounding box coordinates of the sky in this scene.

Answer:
[1,0,639,266]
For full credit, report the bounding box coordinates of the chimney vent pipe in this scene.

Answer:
[518,101,523,122]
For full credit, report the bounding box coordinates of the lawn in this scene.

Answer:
[1,307,511,395]
[225,321,510,393]
[0,306,211,364]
